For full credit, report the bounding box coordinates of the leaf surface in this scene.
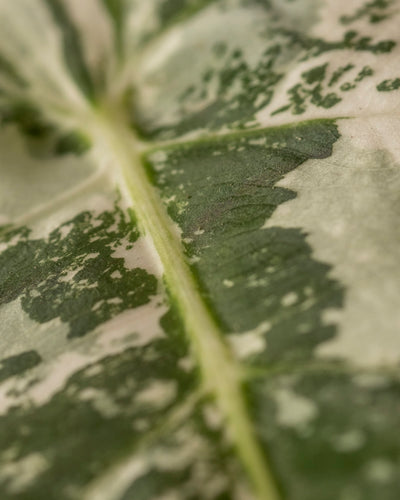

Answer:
[0,1,400,499]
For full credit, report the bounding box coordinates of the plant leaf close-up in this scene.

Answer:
[0,1,400,499]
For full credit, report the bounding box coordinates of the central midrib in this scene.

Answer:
[87,107,281,500]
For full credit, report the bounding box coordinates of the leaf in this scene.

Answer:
[0,1,400,499]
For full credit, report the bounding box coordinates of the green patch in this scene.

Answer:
[0,324,198,499]
[340,0,394,25]
[133,16,393,140]
[272,64,341,116]
[0,205,157,338]
[0,351,42,383]
[0,104,91,156]
[328,64,355,87]
[101,0,124,55]
[42,0,95,100]
[54,130,92,156]
[272,62,375,116]
[145,120,344,364]
[133,42,284,139]
[118,403,248,500]
[0,1,399,499]
[377,78,400,91]
[249,367,400,500]
[157,0,218,27]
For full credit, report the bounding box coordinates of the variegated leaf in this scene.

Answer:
[0,1,400,499]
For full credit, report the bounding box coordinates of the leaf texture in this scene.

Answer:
[0,1,400,499]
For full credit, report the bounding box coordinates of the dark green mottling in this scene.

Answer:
[145,120,344,364]
[119,404,247,500]
[132,42,284,140]
[133,17,394,140]
[0,351,42,383]
[340,0,394,25]
[0,327,197,499]
[1,104,90,156]
[355,65,374,82]
[0,205,157,338]
[272,61,375,116]
[377,78,400,91]
[157,0,218,26]
[0,1,399,499]
[1,104,53,140]
[101,0,125,55]
[272,63,342,116]
[0,55,27,89]
[249,368,400,500]
[280,28,395,60]
[328,64,355,87]
[42,0,95,99]
[54,130,92,156]
[102,0,219,53]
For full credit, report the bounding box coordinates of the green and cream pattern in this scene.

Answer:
[0,1,400,499]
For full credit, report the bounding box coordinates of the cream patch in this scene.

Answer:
[228,321,270,359]
[273,387,318,429]
[135,380,177,409]
[111,235,163,278]
[265,117,400,367]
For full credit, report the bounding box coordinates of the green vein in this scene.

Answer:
[87,105,282,500]
[139,116,350,154]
